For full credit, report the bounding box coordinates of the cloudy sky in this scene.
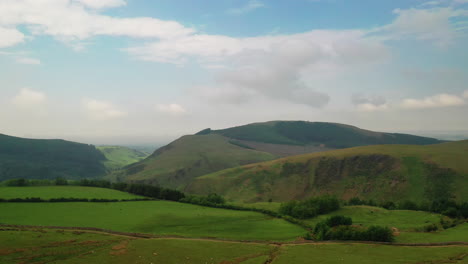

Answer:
[1,0,467,145]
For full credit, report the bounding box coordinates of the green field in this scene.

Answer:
[0,201,306,241]
[1,229,467,264]
[304,205,443,231]
[273,243,468,264]
[0,186,144,200]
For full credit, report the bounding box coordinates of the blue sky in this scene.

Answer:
[0,0,467,144]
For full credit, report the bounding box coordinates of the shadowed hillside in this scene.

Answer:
[0,134,106,180]
[187,140,468,203]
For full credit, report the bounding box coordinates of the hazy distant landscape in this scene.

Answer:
[1,0,468,263]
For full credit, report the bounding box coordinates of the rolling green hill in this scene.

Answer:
[0,134,106,181]
[111,134,276,189]
[186,140,468,203]
[116,121,443,190]
[209,121,442,149]
[98,146,149,171]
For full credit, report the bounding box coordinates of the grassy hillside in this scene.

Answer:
[0,186,144,200]
[98,146,148,171]
[210,121,442,148]
[187,140,468,203]
[0,201,306,241]
[0,134,106,181]
[113,134,275,189]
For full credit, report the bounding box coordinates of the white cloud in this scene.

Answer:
[156,103,187,115]
[463,90,468,98]
[402,93,465,109]
[83,99,127,120]
[375,7,468,46]
[15,57,41,65]
[227,0,265,15]
[352,94,389,112]
[127,30,389,107]
[12,88,46,107]
[356,103,389,112]
[0,26,24,48]
[0,0,194,46]
[74,0,126,9]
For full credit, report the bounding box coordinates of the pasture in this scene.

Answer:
[0,201,306,241]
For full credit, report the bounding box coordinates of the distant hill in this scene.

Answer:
[187,140,468,203]
[0,134,106,180]
[110,134,275,189]
[116,121,443,190]
[209,121,442,153]
[97,146,149,171]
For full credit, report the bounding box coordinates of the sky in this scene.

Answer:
[0,0,467,145]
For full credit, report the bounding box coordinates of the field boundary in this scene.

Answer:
[1,224,467,247]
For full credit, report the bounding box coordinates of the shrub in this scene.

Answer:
[279,196,340,219]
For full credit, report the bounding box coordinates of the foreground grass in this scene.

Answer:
[0,229,273,264]
[0,201,305,241]
[273,243,468,264]
[304,205,443,231]
[1,229,467,264]
[0,186,144,200]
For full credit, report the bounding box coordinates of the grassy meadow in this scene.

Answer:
[0,186,144,200]
[0,201,306,241]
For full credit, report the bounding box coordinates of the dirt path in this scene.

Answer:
[1,224,468,248]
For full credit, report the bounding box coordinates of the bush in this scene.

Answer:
[279,196,340,219]
[326,215,352,227]
[313,216,394,242]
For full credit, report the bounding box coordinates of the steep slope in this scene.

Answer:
[0,134,106,180]
[97,146,149,171]
[187,140,468,203]
[112,134,275,189]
